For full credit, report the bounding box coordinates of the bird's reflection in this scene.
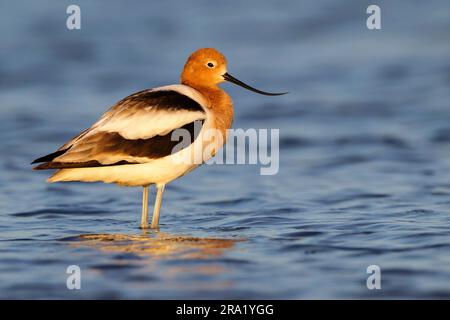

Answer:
[75,231,242,260]
[73,231,244,290]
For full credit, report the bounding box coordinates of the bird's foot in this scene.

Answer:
[150,223,160,230]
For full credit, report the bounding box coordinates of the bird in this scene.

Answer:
[31,48,287,229]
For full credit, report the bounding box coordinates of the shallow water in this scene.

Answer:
[1,0,450,299]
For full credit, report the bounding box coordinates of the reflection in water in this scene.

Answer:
[69,232,244,293]
[75,232,243,260]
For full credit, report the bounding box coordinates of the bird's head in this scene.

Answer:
[181,48,287,96]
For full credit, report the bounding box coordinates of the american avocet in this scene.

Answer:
[32,48,286,229]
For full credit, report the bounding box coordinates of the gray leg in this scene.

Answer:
[140,185,150,229]
[151,184,166,229]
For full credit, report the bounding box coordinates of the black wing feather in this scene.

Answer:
[31,148,70,164]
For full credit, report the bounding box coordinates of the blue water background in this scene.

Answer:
[0,0,450,298]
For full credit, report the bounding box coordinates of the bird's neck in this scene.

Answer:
[183,83,234,159]
[184,84,234,133]
[201,86,234,134]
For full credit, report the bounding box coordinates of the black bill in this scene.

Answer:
[222,72,288,96]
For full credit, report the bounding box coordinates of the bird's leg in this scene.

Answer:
[151,184,166,229]
[140,185,150,229]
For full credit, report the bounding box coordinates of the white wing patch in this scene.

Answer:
[99,108,205,140]
[91,85,208,140]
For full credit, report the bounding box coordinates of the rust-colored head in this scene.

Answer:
[181,48,227,89]
[181,48,288,96]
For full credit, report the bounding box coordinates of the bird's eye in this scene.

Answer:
[207,62,215,68]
